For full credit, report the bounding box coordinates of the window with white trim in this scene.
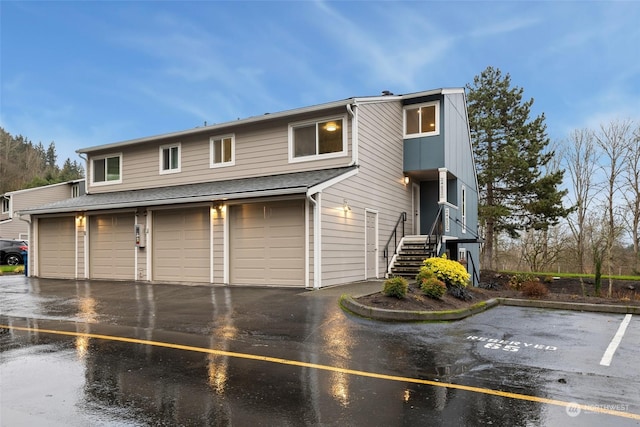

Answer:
[1,197,10,214]
[289,116,347,162]
[404,101,439,137]
[92,154,122,185]
[210,135,235,168]
[160,143,181,174]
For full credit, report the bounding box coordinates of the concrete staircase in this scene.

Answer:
[388,235,439,281]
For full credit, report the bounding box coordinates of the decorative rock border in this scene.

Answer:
[339,294,640,322]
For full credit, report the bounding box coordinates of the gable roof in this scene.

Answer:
[1,179,84,197]
[18,166,358,215]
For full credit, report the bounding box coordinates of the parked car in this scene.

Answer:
[0,239,28,265]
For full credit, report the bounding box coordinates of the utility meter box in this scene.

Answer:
[135,224,146,248]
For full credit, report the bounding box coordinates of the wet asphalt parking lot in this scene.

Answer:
[1,275,639,426]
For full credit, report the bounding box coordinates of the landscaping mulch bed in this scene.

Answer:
[356,272,640,312]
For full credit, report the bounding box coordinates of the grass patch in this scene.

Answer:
[0,265,22,274]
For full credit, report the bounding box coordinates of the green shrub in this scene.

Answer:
[420,255,470,288]
[415,268,435,284]
[383,276,409,299]
[420,277,447,299]
[509,273,538,290]
[521,281,549,298]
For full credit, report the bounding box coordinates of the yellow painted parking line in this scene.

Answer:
[2,323,639,421]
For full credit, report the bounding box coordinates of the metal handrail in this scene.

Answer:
[454,217,481,240]
[426,205,444,255]
[466,250,480,287]
[383,212,407,271]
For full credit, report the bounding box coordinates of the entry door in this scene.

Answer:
[366,210,378,279]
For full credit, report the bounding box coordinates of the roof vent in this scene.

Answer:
[381,90,394,96]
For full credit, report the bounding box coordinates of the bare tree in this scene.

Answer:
[621,122,640,273]
[520,226,566,272]
[562,129,599,274]
[593,120,633,297]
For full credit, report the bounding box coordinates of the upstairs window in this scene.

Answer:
[210,134,235,168]
[289,116,347,162]
[1,197,10,214]
[404,101,439,137]
[92,154,122,185]
[160,143,181,174]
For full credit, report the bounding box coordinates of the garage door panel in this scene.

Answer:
[89,214,135,280]
[39,217,75,278]
[230,200,304,286]
[270,236,303,247]
[152,208,210,283]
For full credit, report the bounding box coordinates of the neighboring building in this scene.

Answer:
[1,180,85,240]
[20,89,481,288]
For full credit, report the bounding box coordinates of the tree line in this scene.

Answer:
[468,66,640,286]
[0,127,84,194]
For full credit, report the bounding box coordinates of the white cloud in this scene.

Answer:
[309,1,455,90]
[468,16,539,38]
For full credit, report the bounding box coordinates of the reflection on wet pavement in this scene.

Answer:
[1,276,639,426]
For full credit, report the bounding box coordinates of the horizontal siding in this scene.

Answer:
[0,219,28,240]
[320,101,414,286]
[13,185,73,211]
[212,209,224,284]
[1,184,74,239]
[87,107,353,194]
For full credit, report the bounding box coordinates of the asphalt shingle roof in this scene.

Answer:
[19,166,357,215]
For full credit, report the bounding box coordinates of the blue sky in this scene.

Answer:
[1,1,639,166]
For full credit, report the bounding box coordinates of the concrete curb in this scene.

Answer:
[339,294,640,322]
[497,298,640,314]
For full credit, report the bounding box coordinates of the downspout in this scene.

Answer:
[307,192,321,289]
[346,103,358,166]
[17,214,32,277]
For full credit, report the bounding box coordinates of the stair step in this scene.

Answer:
[387,235,440,280]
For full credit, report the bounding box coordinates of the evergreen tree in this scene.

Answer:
[0,127,84,192]
[466,66,569,269]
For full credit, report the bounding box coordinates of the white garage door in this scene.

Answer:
[152,207,210,283]
[89,213,135,280]
[230,200,304,286]
[38,216,75,279]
